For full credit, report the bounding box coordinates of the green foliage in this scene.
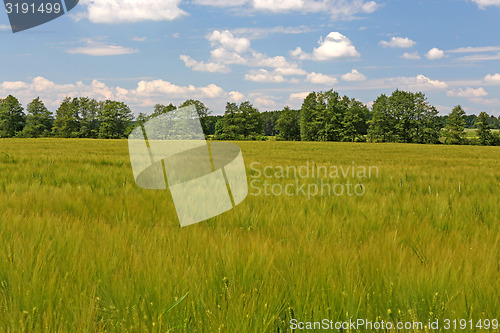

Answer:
[52,97,80,138]
[476,112,494,146]
[300,90,369,142]
[261,111,280,136]
[0,95,25,138]
[78,97,100,138]
[20,97,53,138]
[218,101,262,140]
[444,105,467,145]
[276,107,300,141]
[369,90,441,144]
[98,101,134,139]
[179,99,211,136]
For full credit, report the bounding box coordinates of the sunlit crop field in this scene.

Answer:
[0,139,499,332]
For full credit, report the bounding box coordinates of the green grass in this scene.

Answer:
[0,139,499,332]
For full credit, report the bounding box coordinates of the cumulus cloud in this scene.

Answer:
[384,75,448,91]
[131,37,147,42]
[447,87,488,98]
[472,0,500,8]
[244,69,286,82]
[289,92,311,100]
[291,32,360,61]
[401,52,421,60]
[253,0,304,12]
[229,91,245,102]
[179,55,230,73]
[275,67,307,76]
[208,30,251,53]
[0,76,241,114]
[182,30,305,79]
[306,72,338,85]
[379,37,416,48]
[254,96,278,108]
[75,0,187,23]
[66,38,138,56]
[484,73,500,82]
[341,69,366,81]
[426,48,445,60]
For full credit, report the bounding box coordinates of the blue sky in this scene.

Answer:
[1,0,500,116]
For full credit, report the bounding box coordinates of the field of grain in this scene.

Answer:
[0,139,499,332]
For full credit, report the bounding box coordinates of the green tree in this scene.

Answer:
[152,103,176,117]
[21,97,53,138]
[0,95,25,138]
[52,97,80,138]
[476,112,493,146]
[368,90,441,144]
[239,101,262,138]
[179,99,211,135]
[276,107,301,141]
[444,105,466,145]
[300,92,319,141]
[78,97,100,138]
[342,98,369,142]
[222,102,243,139]
[98,100,134,139]
[368,94,393,142]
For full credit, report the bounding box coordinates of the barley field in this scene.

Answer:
[0,139,499,332]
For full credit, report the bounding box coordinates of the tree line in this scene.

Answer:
[1,91,499,146]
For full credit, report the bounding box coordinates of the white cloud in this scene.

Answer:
[446,87,488,98]
[362,1,379,12]
[135,80,224,99]
[342,69,366,81]
[426,48,445,60]
[306,72,338,85]
[244,69,286,82]
[274,67,307,76]
[385,75,448,91]
[484,73,500,83]
[289,92,311,100]
[458,52,500,61]
[182,29,305,76]
[0,25,10,31]
[208,30,251,53]
[448,46,500,53]
[253,0,304,12]
[131,37,147,42]
[0,81,30,90]
[75,0,186,23]
[254,97,278,108]
[191,0,248,7]
[231,25,314,39]
[192,0,380,19]
[179,55,230,73]
[292,32,360,61]
[66,38,138,56]
[469,97,500,106]
[379,37,416,48]
[401,52,421,60]
[229,91,245,102]
[472,0,500,8]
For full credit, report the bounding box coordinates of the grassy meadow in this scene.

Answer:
[0,139,499,332]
